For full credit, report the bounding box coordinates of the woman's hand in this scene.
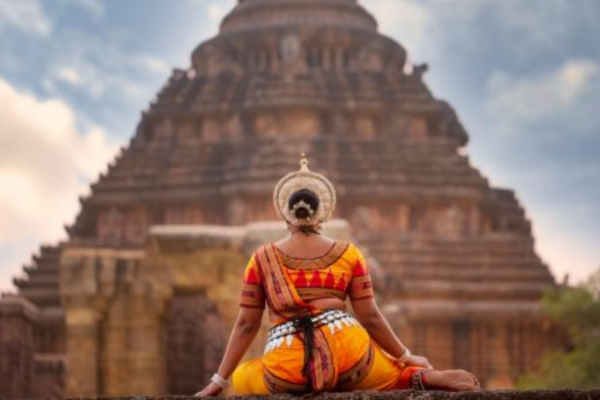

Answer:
[194,382,223,397]
[401,354,433,370]
[195,307,263,397]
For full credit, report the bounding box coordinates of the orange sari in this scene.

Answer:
[233,241,422,394]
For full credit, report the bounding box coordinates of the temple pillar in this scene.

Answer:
[484,321,514,389]
[124,286,167,395]
[65,307,101,396]
[0,296,37,398]
[61,250,104,397]
[61,249,150,397]
[99,284,168,397]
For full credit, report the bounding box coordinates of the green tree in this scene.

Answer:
[518,269,600,389]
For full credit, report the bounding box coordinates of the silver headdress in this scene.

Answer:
[273,154,336,227]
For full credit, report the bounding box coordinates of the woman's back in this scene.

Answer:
[242,239,374,322]
[274,233,336,259]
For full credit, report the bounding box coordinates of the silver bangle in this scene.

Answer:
[397,347,412,364]
[211,373,230,389]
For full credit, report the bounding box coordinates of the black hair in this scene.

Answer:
[288,189,320,234]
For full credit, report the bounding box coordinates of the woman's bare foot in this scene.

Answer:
[422,369,481,391]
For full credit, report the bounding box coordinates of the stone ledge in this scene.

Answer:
[66,390,600,400]
[0,294,39,320]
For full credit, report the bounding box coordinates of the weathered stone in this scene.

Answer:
[0,296,37,398]
[65,389,600,400]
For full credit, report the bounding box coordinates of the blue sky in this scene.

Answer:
[1,0,599,291]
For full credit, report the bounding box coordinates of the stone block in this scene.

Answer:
[0,296,38,398]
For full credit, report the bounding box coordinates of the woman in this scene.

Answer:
[196,156,480,396]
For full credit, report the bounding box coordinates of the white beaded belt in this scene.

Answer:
[264,310,359,354]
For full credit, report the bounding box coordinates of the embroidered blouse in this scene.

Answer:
[239,241,374,311]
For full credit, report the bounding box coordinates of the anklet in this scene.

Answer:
[410,370,427,390]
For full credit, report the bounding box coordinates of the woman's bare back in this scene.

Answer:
[274,233,336,259]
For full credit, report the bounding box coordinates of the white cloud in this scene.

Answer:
[71,0,104,18]
[207,4,227,21]
[0,0,51,36]
[131,54,170,75]
[0,76,120,290]
[56,67,82,86]
[362,0,598,69]
[485,1,584,56]
[486,59,599,124]
[363,0,431,62]
[188,0,235,26]
[45,35,171,103]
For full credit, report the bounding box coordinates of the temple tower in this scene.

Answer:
[1,0,558,395]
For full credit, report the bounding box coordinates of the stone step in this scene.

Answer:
[24,265,59,276]
[5,390,593,399]
[18,288,61,307]
[363,245,536,260]
[14,275,59,289]
[372,250,539,263]
[384,267,553,282]
[97,138,487,192]
[387,279,551,298]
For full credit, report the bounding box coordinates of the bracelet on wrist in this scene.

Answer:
[397,347,412,364]
[211,373,230,389]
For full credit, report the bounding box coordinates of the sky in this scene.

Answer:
[0,0,599,292]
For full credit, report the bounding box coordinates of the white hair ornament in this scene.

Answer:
[273,153,336,227]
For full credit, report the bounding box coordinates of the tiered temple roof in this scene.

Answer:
[13,245,62,308]
[19,0,555,326]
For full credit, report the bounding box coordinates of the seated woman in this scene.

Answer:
[196,156,480,396]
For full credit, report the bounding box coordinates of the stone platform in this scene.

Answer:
[67,390,600,400]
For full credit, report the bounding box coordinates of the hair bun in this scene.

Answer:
[294,207,311,219]
[288,190,319,224]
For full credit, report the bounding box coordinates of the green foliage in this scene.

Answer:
[518,269,600,389]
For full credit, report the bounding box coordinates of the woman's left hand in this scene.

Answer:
[194,382,223,397]
[401,355,433,370]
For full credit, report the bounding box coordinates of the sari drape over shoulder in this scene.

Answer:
[233,241,422,394]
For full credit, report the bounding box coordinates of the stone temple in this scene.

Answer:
[0,0,560,397]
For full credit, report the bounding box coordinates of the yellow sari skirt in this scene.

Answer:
[233,319,421,394]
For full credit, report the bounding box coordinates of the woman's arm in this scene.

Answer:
[352,297,432,369]
[195,306,264,396]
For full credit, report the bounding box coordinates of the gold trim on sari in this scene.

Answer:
[275,241,350,270]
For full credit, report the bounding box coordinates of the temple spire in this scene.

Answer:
[221,0,378,34]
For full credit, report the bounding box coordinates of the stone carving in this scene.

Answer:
[352,207,374,233]
[280,34,302,63]
[413,63,429,80]
[437,205,467,238]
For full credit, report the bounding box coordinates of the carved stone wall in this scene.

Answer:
[59,221,352,397]
[32,354,66,399]
[383,314,562,389]
[166,293,226,395]
[0,296,37,398]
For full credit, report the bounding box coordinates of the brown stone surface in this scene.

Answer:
[58,222,351,396]
[4,0,561,397]
[0,296,37,398]
[66,390,600,400]
[32,354,66,399]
